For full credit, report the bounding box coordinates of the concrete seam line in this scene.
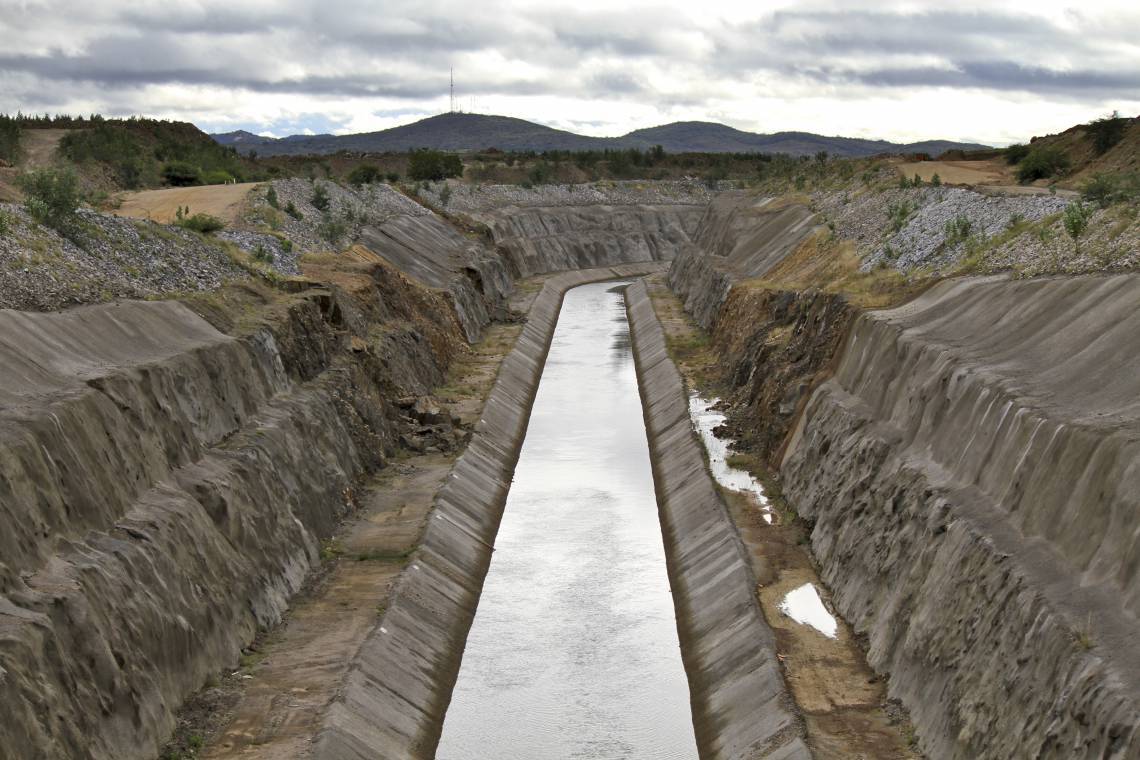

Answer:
[310,263,666,760]
[624,278,813,760]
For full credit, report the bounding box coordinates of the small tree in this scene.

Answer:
[347,164,382,186]
[1004,143,1031,165]
[18,168,81,231]
[1087,111,1128,156]
[439,184,452,207]
[931,173,942,187]
[1062,201,1094,254]
[407,150,463,181]
[1016,146,1069,183]
[162,161,201,186]
[266,185,279,209]
[311,182,330,211]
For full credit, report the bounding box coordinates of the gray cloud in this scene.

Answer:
[0,1,1137,136]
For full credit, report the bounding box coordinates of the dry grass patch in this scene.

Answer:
[748,229,935,309]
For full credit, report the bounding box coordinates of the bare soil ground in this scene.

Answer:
[645,272,922,760]
[112,182,260,224]
[897,159,1012,186]
[896,159,1080,197]
[166,290,529,759]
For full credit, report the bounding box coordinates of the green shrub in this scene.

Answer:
[18,168,81,230]
[0,209,11,235]
[886,199,916,232]
[931,173,942,187]
[1016,146,1069,183]
[311,182,330,211]
[1062,201,1094,252]
[385,172,400,183]
[317,215,347,243]
[439,184,452,207]
[60,123,147,188]
[1087,111,1128,156]
[252,244,274,263]
[1082,172,1140,208]
[162,161,201,186]
[1004,143,1031,165]
[347,164,382,186]
[944,214,972,245]
[174,207,225,233]
[284,200,302,220]
[407,150,463,181]
[200,170,234,185]
[266,185,279,209]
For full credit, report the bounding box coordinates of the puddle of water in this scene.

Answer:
[687,393,774,524]
[778,583,839,639]
[437,282,698,760]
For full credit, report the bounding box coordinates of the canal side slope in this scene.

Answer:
[665,191,1140,757]
[626,280,812,760]
[0,261,467,760]
[781,274,1140,759]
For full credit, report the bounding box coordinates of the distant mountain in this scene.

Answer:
[211,113,989,158]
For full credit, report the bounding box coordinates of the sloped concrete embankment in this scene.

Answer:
[476,204,703,279]
[359,213,513,342]
[624,279,811,760]
[0,263,463,760]
[781,274,1140,758]
[668,193,818,329]
[311,263,668,760]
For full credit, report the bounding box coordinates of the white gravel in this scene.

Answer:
[0,203,250,311]
[815,186,1072,272]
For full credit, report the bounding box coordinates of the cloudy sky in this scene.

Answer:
[1,0,1138,145]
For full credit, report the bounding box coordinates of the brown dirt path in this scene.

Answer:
[645,272,922,760]
[0,128,72,200]
[112,182,260,224]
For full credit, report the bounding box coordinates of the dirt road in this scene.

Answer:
[112,182,260,223]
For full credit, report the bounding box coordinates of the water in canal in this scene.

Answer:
[436,281,698,759]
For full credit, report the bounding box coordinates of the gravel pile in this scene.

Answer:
[815,187,1070,272]
[981,207,1140,276]
[216,229,300,275]
[418,179,715,213]
[240,178,428,252]
[0,204,249,311]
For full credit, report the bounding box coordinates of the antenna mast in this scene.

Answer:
[450,68,455,113]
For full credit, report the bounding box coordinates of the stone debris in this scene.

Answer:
[0,204,249,311]
[418,179,716,214]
